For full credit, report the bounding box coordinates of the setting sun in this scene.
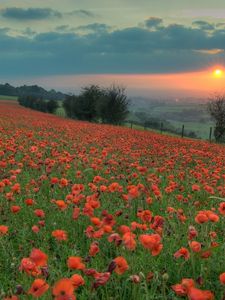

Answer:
[213,68,223,78]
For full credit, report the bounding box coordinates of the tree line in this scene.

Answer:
[0,83,66,100]
[18,96,59,114]
[63,85,129,124]
[17,84,130,125]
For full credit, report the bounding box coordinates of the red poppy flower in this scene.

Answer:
[189,241,201,252]
[29,248,48,267]
[219,272,225,284]
[28,278,49,297]
[0,225,8,235]
[114,256,129,275]
[139,234,163,256]
[174,247,190,260]
[70,274,85,289]
[67,257,85,270]
[52,230,68,241]
[52,278,75,299]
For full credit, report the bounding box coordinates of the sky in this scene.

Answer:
[1,0,225,97]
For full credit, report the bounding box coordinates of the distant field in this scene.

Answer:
[55,101,66,117]
[56,106,66,117]
[151,103,197,113]
[168,120,214,139]
[145,102,209,119]
[130,101,213,139]
[0,95,18,101]
[152,103,212,139]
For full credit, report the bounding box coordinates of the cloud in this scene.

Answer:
[0,7,62,20]
[67,9,96,18]
[192,20,215,31]
[216,22,225,28]
[0,27,10,34]
[144,17,163,29]
[1,20,225,77]
[75,23,111,33]
[56,23,111,34]
[22,27,37,36]
[56,25,70,32]
[193,49,224,55]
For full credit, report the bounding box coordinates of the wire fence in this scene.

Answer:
[127,120,214,142]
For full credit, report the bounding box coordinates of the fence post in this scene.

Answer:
[160,122,163,134]
[130,121,133,129]
[181,124,184,138]
[209,127,212,142]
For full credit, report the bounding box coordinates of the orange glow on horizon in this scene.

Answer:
[16,67,225,97]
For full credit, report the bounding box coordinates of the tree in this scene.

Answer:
[63,95,83,119]
[78,85,103,122]
[18,95,37,108]
[62,84,129,125]
[63,85,103,121]
[18,95,48,112]
[35,98,47,112]
[98,85,130,124]
[63,95,76,118]
[0,83,17,96]
[207,94,225,142]
[46,99,59,113]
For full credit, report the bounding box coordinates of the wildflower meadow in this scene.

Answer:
[0,100,225,300]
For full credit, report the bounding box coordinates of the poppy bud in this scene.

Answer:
[130,275,140,283]
[15,285,24,295]
[146,272,154,282]
[107,261,117,273]
[162,273,169,281]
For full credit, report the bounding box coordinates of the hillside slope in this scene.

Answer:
[0,101,225,300]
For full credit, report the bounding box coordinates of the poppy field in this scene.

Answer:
[0,100,225,300]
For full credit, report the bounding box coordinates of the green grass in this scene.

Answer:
[55,101,66,117]
[0,95,18,101]
[0,102,225,299]
[130,102,213,139]
[168,120,214,139]
[151,103,198,113]
[55,107,66,117]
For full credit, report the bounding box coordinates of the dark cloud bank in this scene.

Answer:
[0,7,96,21]
[0,15,225,77]
[1,7,62,20]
